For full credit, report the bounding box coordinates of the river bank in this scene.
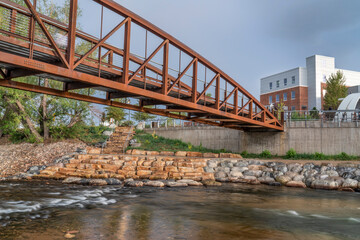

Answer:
[1,142,360,192]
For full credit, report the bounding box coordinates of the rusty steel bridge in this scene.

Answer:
[0,0,283,131]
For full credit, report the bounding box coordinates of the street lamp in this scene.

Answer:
[127,99,131,121]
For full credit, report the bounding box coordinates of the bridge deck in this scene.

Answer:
[0,0,283,131]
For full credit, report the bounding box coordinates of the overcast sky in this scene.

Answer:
[109,0,360,98]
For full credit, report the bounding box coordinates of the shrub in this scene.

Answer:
[286,148,297,159]
[336,152,351,160]
[260,150,272,158]
[241,150,248,157]
[314,152,326,160]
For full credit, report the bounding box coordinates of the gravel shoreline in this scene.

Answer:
[0,140,86,177]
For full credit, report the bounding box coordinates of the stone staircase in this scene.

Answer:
[102,126,134,154]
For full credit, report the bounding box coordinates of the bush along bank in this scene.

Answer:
[241,149,359,161]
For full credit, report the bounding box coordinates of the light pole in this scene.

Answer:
[127,99,131,122]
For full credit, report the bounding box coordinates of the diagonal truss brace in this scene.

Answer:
[218,87,237,110]
[73,17,130,69]
[128,39,168,83]
[23,0,69,68]
[167,58,197,94]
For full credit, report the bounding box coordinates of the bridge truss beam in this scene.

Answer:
[0,0,283,131]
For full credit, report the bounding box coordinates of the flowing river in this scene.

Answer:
[0,181,359,240]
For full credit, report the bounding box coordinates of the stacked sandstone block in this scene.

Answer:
[35,153,216,181]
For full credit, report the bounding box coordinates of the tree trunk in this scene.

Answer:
[41,79,49,140]
[0,108,11,138]
[14,100,43,142]
[3,95,43,142]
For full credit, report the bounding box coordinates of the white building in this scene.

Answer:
[260,55,360,110]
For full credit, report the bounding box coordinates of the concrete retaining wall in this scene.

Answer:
[145,126,360,155]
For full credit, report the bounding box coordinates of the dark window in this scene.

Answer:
[292,76,295,84]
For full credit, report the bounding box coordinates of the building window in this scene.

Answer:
[292,76,295,84]
[291,91,295,99]
[269,82,272,90]
[323,74,327,83]
[269,96,272,104]
[276,80,280,88]
[283,93,287,101]
[276,94,279,102]
[284,78,287,86]
[291,106,296,111]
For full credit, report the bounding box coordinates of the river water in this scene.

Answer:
[0,181,359,240]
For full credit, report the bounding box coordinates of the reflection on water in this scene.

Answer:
[0,181,359,239]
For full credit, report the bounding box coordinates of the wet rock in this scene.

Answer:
[248,160,264,165]
[272,171,284,178]
[204,167,215,173]
[285,172,298,179]
[275,175,292,185]
[216,177,230,182]
[220,161,233,168]
[326,176,344,186]
[214,171,227,179]
[258,176,276,185]
[229,171,243,178]
[303,163,314,170]
[319,174,329,180]
[88,179,108,186]
[303,169,318,178]
[339,187,355,192]
[62,177,82,184]
[265,162,277,168]
[215,167,230,173]
[273,164,288,173]
[342,179,358,188]
[144,181,165,187]
[202,180,222,186]
[341,172,355,179]
[125,180,144,187]
[354,169,360,176]
[243,170,262,177]
[305,177,315,187]
[325,170,339,177]
[207,160,218,168]
[177,179,203,186]
[105,178,122,185]
[286,181,306,188]
[234,161,248,167]
[311,179,339,190]
[261,171,275,178]
[287,163,302,173]
[166,181,188,187]
[292,174,304,182]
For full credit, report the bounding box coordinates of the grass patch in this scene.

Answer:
[128,130,231,153]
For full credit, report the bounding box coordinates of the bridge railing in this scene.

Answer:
[284,110,360,128]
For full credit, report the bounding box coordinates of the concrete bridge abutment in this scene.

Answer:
[145,125,360,156]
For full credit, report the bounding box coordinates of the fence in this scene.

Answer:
[284,110,360,128]
[144,110,360,129]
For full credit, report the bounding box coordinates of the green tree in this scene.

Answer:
[323,71,348,110]
[132,111,155,122]
[104,106,126,125]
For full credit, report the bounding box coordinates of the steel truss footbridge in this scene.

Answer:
[0,0,283,131]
